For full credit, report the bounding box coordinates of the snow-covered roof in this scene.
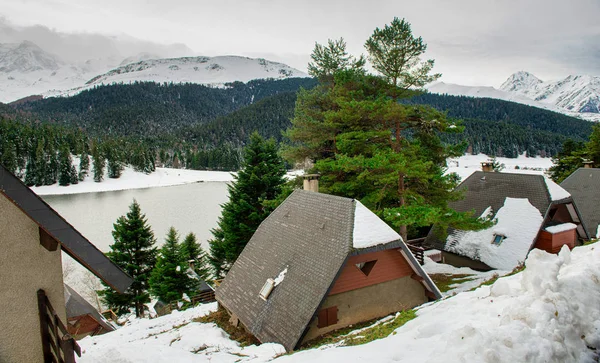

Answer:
[352,201,401,249]
[545,223,578,234]
[446,197,544,270]
[543,177,571,201]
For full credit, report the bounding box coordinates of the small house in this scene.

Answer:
[425,171,588,271]
[65,284,116,339]
[216,188,440,352]
[560,167,600,239]
[0,164,132,363]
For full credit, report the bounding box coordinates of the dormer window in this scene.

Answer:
[259,278,275,300]
[491,234,505,246]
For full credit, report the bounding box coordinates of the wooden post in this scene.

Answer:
[37,289,54,363]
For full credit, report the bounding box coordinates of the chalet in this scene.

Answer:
[0,164,132,363]
[560,167,600,239]
[65,284,116,339]
[425,171,588,271]
[216,185,441,352]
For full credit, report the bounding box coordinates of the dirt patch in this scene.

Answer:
[195,306,260,347]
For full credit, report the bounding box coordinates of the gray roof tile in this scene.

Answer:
[561,168,600,238]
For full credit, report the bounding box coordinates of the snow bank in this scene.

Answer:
[446,153,552,181]
[353,201,402,248]
[545,223,578,234]
[277,244,600,363]
[446,197,544,270]
[31,167,234,196]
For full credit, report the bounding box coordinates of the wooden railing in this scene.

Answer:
[167,290,216,313]
[407,238,427,266]
[38,289,81,363]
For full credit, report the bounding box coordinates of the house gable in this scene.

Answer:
[0,164,132,293]
[561,168,600,239]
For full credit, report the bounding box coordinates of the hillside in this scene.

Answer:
[12,78,318,137]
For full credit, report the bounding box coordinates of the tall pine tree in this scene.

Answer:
[99,200,157,317]
[180,232,211,280]
[149,227,193,303]
[285,19,488,241]
[209,132,287,277]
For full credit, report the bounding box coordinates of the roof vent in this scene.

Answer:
[259,278,275,300]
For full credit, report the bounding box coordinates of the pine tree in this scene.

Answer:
[285,18,488,241]
[209,132,287,277]
[99,200,157,317]
[149,227,193,303]
[79,150,90,181]
[180,232,210,280]
[58,144,73,186]
[92,144,105,182]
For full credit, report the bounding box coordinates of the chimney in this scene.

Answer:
[481,161,494,172]
[583,159,593,169]
[303,174,320,192]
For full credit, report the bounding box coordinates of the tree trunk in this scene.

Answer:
[398,171,408,242]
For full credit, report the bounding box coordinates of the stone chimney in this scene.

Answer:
[583,159,593,169]
[481,161,494,172]
[303,174,320,192]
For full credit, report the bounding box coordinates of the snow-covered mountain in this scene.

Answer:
[500,71,600,114]
[0,41,120,102]
[0,40,309,102]
[49,56,309,97]
[427,75,600,122]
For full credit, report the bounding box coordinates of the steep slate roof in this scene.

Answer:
[561,168,600,238]
[64,284,115,333]
[426,171,586,253]
[0,164,132,293]
[216,189,439,352]
[450,171,553,217]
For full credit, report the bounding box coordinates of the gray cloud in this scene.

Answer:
[1,0,599,85]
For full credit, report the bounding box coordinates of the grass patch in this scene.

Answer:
[299,310,417,350]
[583,238,599,246]
[298,318,380,350]
[345,310,417,346]
[429,274,474,292]
[195,306,259,347]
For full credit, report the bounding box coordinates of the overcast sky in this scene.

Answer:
[2,0,599,86]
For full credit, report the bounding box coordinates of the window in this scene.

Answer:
[259,278,275,300]
[355,260,377,276]
[491,234,505,246]
[317,306,338,328]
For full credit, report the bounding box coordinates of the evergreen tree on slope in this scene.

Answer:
[181,232,211,280]
[149,227,193,303]
[209,132,287,277]
[99,200,157,317]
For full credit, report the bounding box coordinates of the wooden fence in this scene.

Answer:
[165,289,216,314]
[407,237,426,265]
[37,289,81,363]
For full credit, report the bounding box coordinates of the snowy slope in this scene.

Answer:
[48,55,309,97]
[500,72,600,116]
[426,81,599,122]
[76,243,600,362]
[0,41,119,102]
[0,41,308,103]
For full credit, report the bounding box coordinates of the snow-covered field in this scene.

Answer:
[31,166,235,196]
[446,153,552,181]
[78,244,600,363]
[31,153,553,196]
